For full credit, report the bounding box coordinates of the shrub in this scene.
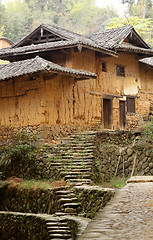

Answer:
[0,131,38,179]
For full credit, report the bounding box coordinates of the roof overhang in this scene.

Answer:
[0,56,97,81]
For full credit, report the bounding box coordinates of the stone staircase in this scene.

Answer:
[55,188,79,216]
[46,218,72,239]
[49,131,96,186]
[44,131,96,237]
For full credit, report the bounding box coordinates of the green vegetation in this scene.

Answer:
[0,0,117,42]
[110,176,127,188]
[142,121,153,140]
[17,180,52,190]
[0,131,38,168]
[107,16,153,46]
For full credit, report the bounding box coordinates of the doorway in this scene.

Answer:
[103,98,112,129]
[119,101,126,129]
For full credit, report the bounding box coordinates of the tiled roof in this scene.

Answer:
[12,23,84,48]
[87,25,150,49]
[117,43,153,55]
[0,39,117,58]
[139,57,153,67]
[0,56,97,81]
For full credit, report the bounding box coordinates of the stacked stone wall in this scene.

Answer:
[95,131,153,181]
[0,184,64,214]
[0,213,50,240]
[74,186,115,218]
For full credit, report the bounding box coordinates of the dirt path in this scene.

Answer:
[78,177,153,240]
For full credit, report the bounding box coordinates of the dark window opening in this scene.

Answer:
[102,61,107,72]
[117,65,125,77]
[127,97,135,113]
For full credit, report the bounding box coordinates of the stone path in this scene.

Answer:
[78,176,153,240]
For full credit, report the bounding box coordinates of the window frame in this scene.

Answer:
[127,97,135,113]
[102,61,107,72]
[116,65,125,77]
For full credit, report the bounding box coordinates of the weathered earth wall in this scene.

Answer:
[0,50,152,131]
[0,39,11,49]
[74,185,115,218]
[94,130,153,181]
[139,62,153,120]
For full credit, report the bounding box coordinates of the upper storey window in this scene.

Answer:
[102,61,107,72]
[116,65,125,77]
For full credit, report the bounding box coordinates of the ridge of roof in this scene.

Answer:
[0,56,97,81]
[87,25,150,49]
[87,25,133,48]
[12,23,86,48]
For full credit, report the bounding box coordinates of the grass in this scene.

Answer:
[101,177,128,189]
[110,176,127,188]
[17,180,52,190]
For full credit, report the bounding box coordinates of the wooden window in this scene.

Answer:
[102,61,107,72]
[127,97,135,113]
[116,65,125,77]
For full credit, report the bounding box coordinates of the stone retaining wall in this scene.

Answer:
[95,131,153,181]
[74,186,115,218]
[0,184,67,214]
[0,211,80,240]
[0,212,50,240]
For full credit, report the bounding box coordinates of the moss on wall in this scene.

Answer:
[74,185,115,219]
[0,213,50,240]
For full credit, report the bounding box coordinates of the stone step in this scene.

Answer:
[62,139,95,144]
[64,175,91,180]
[62,167,92,171]
[49,230,71,234]
[63,203,80,208]
[46,222,68,227]
[49,233,71,239]
[64,208,77,214]
[50,163,92,168]
[60,149,94,155]
[67,179,92,184]
[59,157,93,161]
[59,145,95,149]
[60,171,91,176]
[59,155,93,159]
[47,226,70,230]
[55,212,76,216]
[55,190,72,195]
[59,143,95,147]
[58,198,78,203]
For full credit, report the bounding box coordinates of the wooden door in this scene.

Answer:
[119,101,126,129]
[103,98,112,129]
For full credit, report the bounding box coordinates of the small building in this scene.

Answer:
[0,24,152,137]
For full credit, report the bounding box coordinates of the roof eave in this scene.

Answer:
[116,48,153,57]
[131,28,150,49]
[0,43,117,60]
